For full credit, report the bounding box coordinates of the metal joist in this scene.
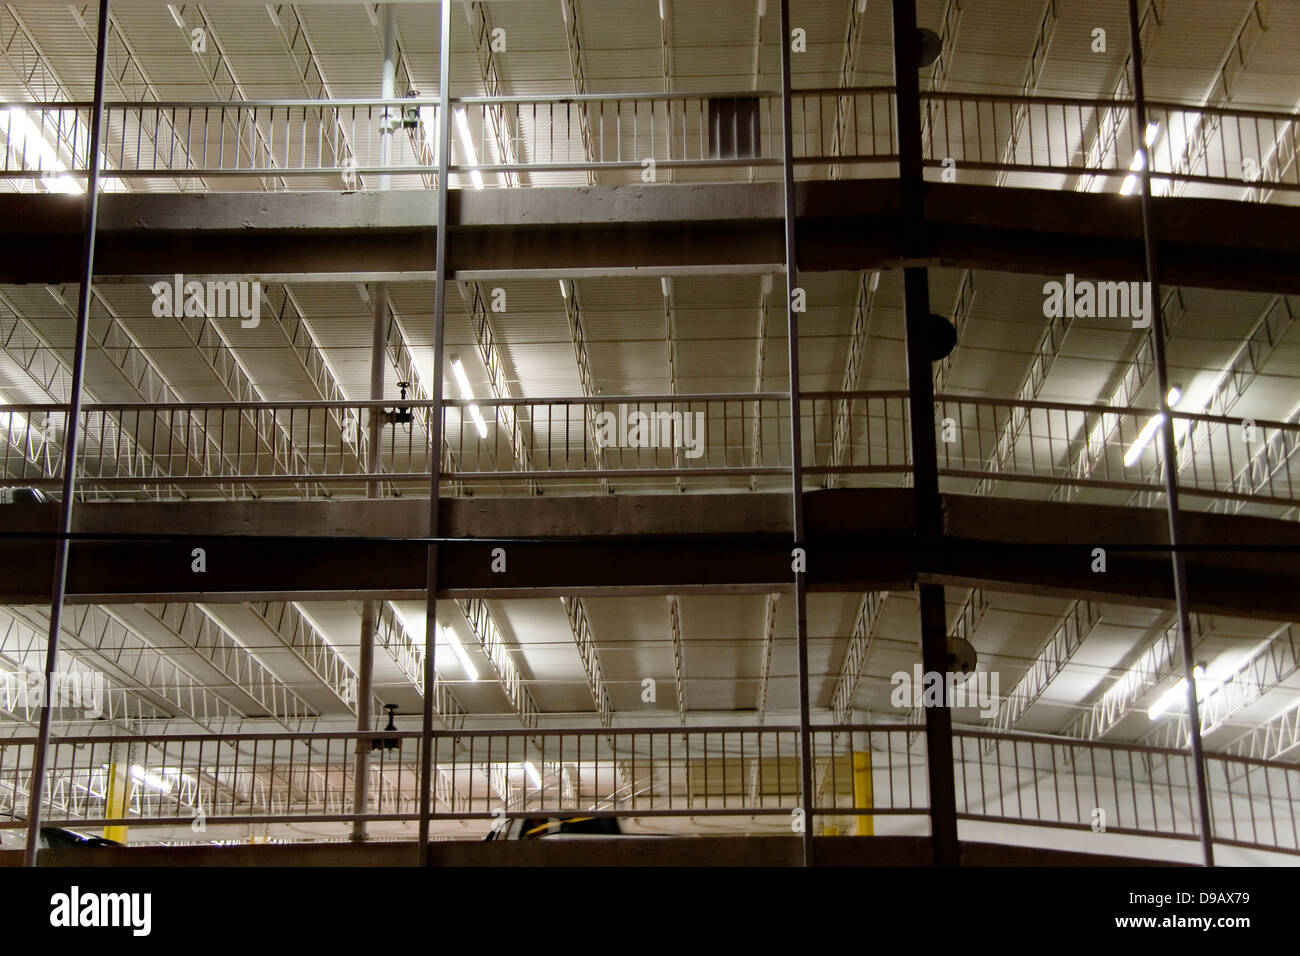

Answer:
[1064,614,1210,741]
[70,3,206,192]
[371,601,466,732]
[266,3,356,188]
[987,600,1100,735]
[826,271,880,489]
[827,0,869,180]
[459,282,538,493]
[1170,1,1269,197]
[246,601,367,714]
[1075,0,1165,193]
[749,274,774,491]
[560,595,612,727]
[1134,294,1297,508]
[933,270,975,392]
[1225,400,1300,515]
[1051,288,1186,501]
[464,2,522,188]
[456,598,539,729]
[754,592,779,724]
[138,603,315,728]
[558,0,596,185]
[829,591,886,724]
[993,0,1059,187]
[919,0,963,153]
[974,295,1071,496]
[168,4,285,191]
[1145,623,1300,749]
[1223,700,1300,762]
[560,279,610,492]
[0,606,167,727]
[666,595,687,726]
[1244,94,1300,204]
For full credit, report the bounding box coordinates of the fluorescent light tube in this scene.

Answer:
[1123,413,1165,467]
[523,760,542,788]
[661,276,673,297]
[1147,666,1205,720]
[558,279,568,299]
[453,107,484,190]
[1145,121,1159,147]
[131,764,173,794]
[438,624,479,682]
[1166,384,1182,406]
[1119,173,1139,196]
[449,357,489,439]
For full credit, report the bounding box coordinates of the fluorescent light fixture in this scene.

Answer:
[1123,413,1165,467]
[453,107,484,190]
[660,276,673,297]
[438,624,479,682]
[449,356,489,439]
[1118,124,1160,196]
[658,0,666,19]
[522,760,542,788]
[130,764,173,794]
[1119,173,1139,196]
[1145,121,1160,147]
[558,279,569,299]
[1147,665,1205,720]
[1166,384,1182,407]
[3,108,83,194]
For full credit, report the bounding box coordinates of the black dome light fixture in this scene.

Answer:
[928,313,958,361]
[917,28,942,69]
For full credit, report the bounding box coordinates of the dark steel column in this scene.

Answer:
[417,0,452,866]
[23,0,112,869]
[891,0,959,867]
[777,0,815,868]
[1126,0,1214,868]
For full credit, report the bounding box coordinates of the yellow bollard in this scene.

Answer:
[103,763,130,844]
[852,751,873,836]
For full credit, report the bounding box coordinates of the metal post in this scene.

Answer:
[1126,0,1214,868]
[353,2,399,845]
[891,0,960,867]
[417,0,452,866]
[777,0,815,868]
[23,0,111,869]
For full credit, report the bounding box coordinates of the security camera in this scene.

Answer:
[947,636,977,678]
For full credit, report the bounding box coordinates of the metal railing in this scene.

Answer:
[3,90,1293,195]
[923,91,1300,195]
[5,393,1299,512]
[0,724,1294,858]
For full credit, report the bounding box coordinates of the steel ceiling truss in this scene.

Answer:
[560,595,612,727]
[456,598,539,729]
[138,603,315,729]
[825,270,880,489]
[829,590,886,725]
[1064,614,1210,741]
[558,0,596,185]
[666,595,686,726]
[988,600,1100,736]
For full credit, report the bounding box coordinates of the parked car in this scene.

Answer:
[485,815,625,841]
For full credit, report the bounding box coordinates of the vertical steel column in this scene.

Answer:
[417,0,452,867]
[891,0,959,867]
[22,0,111,869]
[354,2,399,845]
[1126,0,1214,868]
[777,0,815,868]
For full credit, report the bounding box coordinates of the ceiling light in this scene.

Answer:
[1123,413,1165,467]
[660,276,673,297]
[453,107,484,190]
[438,624,479,682]
[658,0,665,20]
[1145,121,1160,147]
[449,356,489,439]
[1166,384,1182,407]
[1119,173,1139,196]
[1147,665,1205,720]
[130,765,173,794]
[558,279,568,299]
[523,760,542,788]
[2,108,82,194]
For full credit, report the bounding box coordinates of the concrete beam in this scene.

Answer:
[3,182,1298,293]
[0,492,1297,618]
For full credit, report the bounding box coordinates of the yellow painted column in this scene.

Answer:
[103,763,130,843]
[853,751,873,836]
